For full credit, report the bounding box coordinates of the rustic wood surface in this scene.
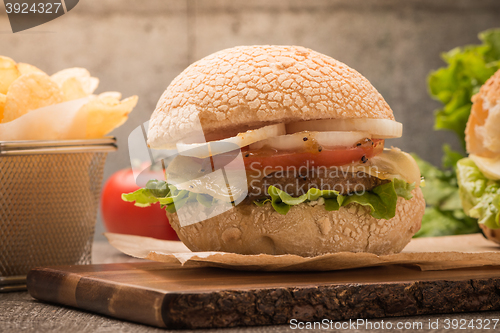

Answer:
[2,241,500,332]
[26,262,500,329]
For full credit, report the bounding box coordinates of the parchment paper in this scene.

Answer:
[105,233,500,271]
[0,97,89,141]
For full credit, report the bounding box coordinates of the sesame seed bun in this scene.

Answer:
[167,188,424,257]
[480,224,500,245]
[466,68,500,158]
[148,45,394,149]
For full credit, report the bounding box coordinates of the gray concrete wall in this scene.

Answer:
[1,0,499,240]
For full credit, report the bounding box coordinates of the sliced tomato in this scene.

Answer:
[184,139,384,174]
[242,139,384,171]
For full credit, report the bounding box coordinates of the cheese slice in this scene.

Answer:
[469,154,500,180]
[363,147,422,185]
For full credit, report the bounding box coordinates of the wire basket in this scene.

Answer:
[0,138,117,291]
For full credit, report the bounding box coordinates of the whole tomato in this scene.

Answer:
[100,168,179,240]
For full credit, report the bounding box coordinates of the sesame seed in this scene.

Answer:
[303,137,308,141]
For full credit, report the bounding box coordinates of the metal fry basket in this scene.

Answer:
[0,138,117,291]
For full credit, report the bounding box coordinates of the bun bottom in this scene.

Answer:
[168,188,425,257]
[480,224,500,245]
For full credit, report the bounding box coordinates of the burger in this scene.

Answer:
[457,68,500,244]
[123,45,425,256]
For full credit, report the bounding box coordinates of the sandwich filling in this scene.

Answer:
[123,131,421,220]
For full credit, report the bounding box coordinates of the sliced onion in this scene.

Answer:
[315,131,370,148]
[176,123,286,158]
[286,118,402,138]
[249,131,370,151]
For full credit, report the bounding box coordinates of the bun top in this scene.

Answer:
[466,68,500,157]
[148,45,394,148]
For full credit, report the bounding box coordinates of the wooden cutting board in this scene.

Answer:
[27,262,500,329]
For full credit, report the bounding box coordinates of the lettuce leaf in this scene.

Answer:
[411,153,480,237]
[123,179,415,221]
[456,158,500,229]
[414,207,480,238]
[255,179,414,220]
[411,29,500,237]
[413,152,459,207]
[121,188,161,208]
[255,187,343,215]
[342,182,396,219]
[122,180,190,213]
[428,29,500,149]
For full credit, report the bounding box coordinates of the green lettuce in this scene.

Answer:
[123,179,415,220]
[412,29,500,237]
[456,158,500,229]
[256,179,412,219]
[412,152,480,237]
[414,207,480,238]
[254,187,343,215]
[121,180,217,213]
[428,29,500,149]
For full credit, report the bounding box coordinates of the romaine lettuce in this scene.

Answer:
[428,29,500,149]
[457,158,500,229]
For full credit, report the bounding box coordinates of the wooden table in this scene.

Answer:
[2,241,500,332]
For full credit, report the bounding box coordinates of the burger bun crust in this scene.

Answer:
[167,188,425,257]
[466,69,500,158]
[148,45,394,149]
[480,224,500,245]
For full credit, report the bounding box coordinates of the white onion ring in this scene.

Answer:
[286,118,402,138]
[249,131,370,151]
[176,123,286,158]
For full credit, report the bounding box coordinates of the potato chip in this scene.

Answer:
[2,72,64,123]
[0,93,6,123]
[98,91,122,100]
[61,77,87,101]
[17,62,45,75]
[81,95,138,138]
[0,56,21,95]
[51,67,99,95]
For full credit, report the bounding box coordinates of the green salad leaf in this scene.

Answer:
[122,180,205,213]
[414,207,480,238]
[411,153,480,237]
[341,183,397,219]
[413,29,500,237]
[255,187,343,215]
[121,188,161,208]
[123,179,415,221]
[456,158,500,229]
[428,29,500,149]
[254,179,414,219]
